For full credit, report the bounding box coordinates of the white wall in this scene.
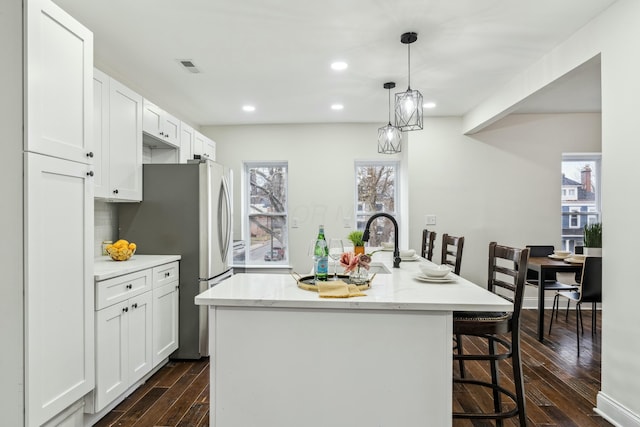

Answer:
[203,123,404,275]
[462,0,640,423]
[205,113,601,308]
[407,114,601,293]
[0,0,25,425]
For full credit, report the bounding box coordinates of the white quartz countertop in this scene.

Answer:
[195,251,511,312]
[94,254,181,281]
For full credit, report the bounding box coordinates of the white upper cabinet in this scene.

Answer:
[25,0,93,164]
[179,122,195,163]
[194,131,216,161]
[93,69,143,201]
[143,99,180,147]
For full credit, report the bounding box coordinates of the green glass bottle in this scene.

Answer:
[314,225,329,281]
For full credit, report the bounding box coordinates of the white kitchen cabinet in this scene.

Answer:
[152,262,179,364]
[25,0,93,165]
[194,130,216,160]
[22,2,95,426]
[25,152,94,427]
[143,99,180,147]
[179,122,195,163]
[93,270,153,413]
[153,282,179,364]
[93,70,143,201]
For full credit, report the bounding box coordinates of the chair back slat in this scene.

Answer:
[488,242,530,320]
[421,229,436,261]
[441,233,464,275]
[579,256,602,303]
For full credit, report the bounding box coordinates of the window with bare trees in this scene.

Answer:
[355,161,399,247]
[241,162,288,265]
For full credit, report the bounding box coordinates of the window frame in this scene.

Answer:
[561,153,602,251]
[240,161,289,266]
[354,160,400,245]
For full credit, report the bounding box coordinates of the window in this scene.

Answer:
[241,162,288,265]
[355,161,399,247]
[561,154,601,251]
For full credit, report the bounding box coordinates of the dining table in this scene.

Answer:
[526,256,583,342]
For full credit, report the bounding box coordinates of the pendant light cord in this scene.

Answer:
[387,87,392,125]
[407,42,411,90]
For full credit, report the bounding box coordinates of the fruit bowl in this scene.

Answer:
[106,240,137,261]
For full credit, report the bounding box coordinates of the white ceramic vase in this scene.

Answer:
[583,247,602,257]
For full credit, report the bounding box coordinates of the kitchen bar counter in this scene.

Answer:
[195,252,510,427]
[94,254,181,280]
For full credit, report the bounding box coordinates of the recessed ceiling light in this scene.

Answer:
[423,102,436,109]
[242,105,256,112]
[331,61,348,71]
[331,104,344,110]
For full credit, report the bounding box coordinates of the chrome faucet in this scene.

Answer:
[362,213,400,268]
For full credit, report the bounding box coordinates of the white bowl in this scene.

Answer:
[553,250,571,257]
[400,249,416,258]
[381,242,394,249]
[570,254,586,261]
[419,263,452,278]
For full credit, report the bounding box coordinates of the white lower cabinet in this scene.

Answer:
[90,259,179,415]
[153,282,179,364]
[94,271,153,412]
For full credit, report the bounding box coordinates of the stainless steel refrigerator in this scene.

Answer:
[118,158,232,359]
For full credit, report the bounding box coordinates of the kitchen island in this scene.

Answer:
[195,253,511,427]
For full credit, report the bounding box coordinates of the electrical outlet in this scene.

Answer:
[292,217,299,228]
[343,217,351,228]
[425,215,436,226]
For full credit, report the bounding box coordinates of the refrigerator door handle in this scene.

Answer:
[219,175,232,263]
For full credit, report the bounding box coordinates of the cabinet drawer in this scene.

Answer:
[153,261,179,288]
[96,269,152,310]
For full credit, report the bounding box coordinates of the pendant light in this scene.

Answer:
[395,32,423,131]
[378,82,402,154]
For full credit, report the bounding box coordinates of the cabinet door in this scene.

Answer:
[153,283,180,365]
[179,122,194,163]
[93,69,110,198]
[193,131,206,157]
[25,0,93,164]
[25,152,94,427]
[163,113,180,147]
[128,291,153,384]
[109,79,142,201]
[95,301,129,412]
[204,138,216,161]
[142,99,163,138]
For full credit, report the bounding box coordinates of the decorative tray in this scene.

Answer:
[292,273,372,291]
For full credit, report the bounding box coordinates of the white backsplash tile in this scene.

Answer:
[94,200,118,257]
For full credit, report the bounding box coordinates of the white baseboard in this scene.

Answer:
[596,392,640,427]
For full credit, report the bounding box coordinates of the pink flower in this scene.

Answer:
[340,252,371,273]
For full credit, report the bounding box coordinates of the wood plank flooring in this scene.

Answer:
[95,309,609,427]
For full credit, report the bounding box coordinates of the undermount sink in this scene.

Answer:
[332,262,392,275]
[368,262,392,274]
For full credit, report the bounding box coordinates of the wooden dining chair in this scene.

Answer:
[441,233,464,275]
[548,256,602,357]
[421,229,436,261]
[453,242,529,426]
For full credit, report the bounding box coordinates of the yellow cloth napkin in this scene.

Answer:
[318,280,366,298]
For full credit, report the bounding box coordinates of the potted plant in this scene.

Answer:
[583,222,602,256]
[347,230,365,255]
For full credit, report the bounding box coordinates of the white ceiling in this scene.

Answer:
[53,0,612,127]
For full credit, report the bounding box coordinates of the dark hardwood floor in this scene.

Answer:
[95,309,609,427]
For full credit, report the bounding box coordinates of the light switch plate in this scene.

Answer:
[425,215,436,226]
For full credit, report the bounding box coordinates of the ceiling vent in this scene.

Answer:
[178,59,201,74]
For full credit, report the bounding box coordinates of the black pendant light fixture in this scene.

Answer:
[395,32,423,131]
[378,82,402,154]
